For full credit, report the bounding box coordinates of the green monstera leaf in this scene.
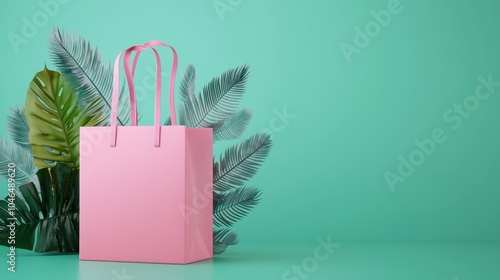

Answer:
[0,164,79,252]
[25,66,107,169]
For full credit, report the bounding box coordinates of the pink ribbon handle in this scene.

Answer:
[110,42,178,147]
[128,40,179,126]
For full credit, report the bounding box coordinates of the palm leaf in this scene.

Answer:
[49,27,129,125]
[25,66,107,169]
[212,108,252,142]
[180,65,249,127]
[6,106,31,151]
[158,65,198,126]
[214,133,272,192]
[179,64,196,104]
[0,138,37,185]
[0,164,79,252]
[213,228,239,254]
[213,186,261,228]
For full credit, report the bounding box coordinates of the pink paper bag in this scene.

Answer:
[79,41,213,264]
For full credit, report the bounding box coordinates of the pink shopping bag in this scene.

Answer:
[79,41,213,264]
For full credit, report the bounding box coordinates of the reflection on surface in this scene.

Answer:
[78,259,214,280]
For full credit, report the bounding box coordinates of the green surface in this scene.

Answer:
[2,241,500,279]
[1,0,500,278]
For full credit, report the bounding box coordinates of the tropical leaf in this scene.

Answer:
[179,65,249,127]
[25,66,107,169]
[212,108,252,142]
[214,186,261,228]
[0,138,37,185]
[173,65,196,126]
[213,228,239,254]
[179,64,196,104]
[6,106,32,152]
[49,27,129,125]
[214,133,272,192]
[0,164,79,253]
[16,175,41,203]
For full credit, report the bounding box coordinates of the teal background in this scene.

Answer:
[1,0,499,279]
